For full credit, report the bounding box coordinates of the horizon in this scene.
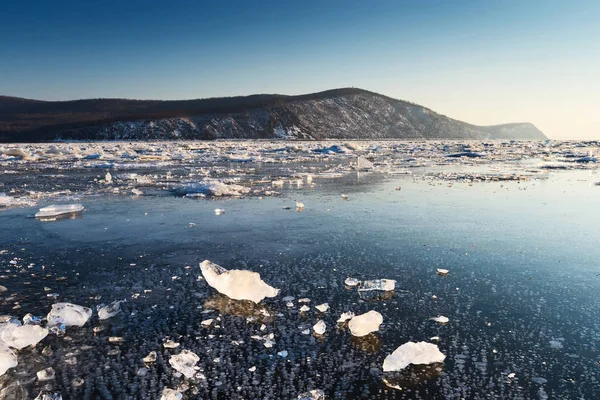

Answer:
[1,0,599,139]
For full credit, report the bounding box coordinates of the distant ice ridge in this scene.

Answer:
[200,260,279,303]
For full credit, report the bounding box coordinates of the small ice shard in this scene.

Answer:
[315,303,329,312]
[301,329,310,335]
[296,201,304,210]
[132,188,144,196]
[160,388,183,400]
[169,350,200,379]
[348,311,383,337]
[277,350,288,358]
[201,319,213,327]
[98,300,125,320]
[344,277,360,287]
[300,305,310,312]
[436,268,449,276]
[297,389,326,400]
[34,391,62,400]
[508,372,516,380]
[36,367,56,381]
[108,336,124,344]
[298,298,311,303]
[432,295,438,301]
[282,296,295,302]
[430,315,449,324]
[214,208,225,215]
[200,260,279,303]
[46,303,92,327]
[337,311,355,323]
[382,341,446,372]
[358,279,396,291]
[430,336,440,342]
[249,366,256,372]
[105,172,113,184]
[163,340,180,349]
[313,320,326,335]
[0,323,48,349]
[143,351,157,363]
[341,193,349,200]
[35,204,84,219]
[0,342,17,377]
[23,314,41,325]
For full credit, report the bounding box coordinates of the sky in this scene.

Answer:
[1,0,599,139]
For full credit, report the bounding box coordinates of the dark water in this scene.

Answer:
[1,169,599,399]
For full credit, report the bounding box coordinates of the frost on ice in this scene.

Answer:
[169,350,200,379]
[46,303,92,327]
[382,341,446,372]
[348,311,383,337]
[200,260,279,303]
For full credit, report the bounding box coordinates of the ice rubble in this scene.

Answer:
[348,311,383,337]
[0,193,35,208]
[382,341,446,372]
[46,303,92,327]
[200,260,279,303]
[169,350,200,379]
[35,204,84,219]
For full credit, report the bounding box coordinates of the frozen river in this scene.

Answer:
[0,140,599,399]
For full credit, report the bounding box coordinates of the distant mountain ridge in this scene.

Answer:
[0,88,547,142]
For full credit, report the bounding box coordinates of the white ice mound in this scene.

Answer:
[46,303,92,327]
[98,300,125,320]
[176,181,250,197]
[200,260,279,303]
[0,322,48,349]
[348,310,383,337]
[382,341,446,372]
[0,342,17,377]
[35,204,84,219]
[169,350,200,379]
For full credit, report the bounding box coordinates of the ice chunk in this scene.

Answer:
[132,188,144,196]
[35,204,84,219]
[36,367,56,381]
[341,194,349,200]
[34,391,62,400]
[313,320,326,335]
[163,340,180,349]
[176,181,250,197]
[214,208,225,215]
[436,268,449,276]
[344,277,360,287]
[357,157,374,170]
[200,260,279,303]
[430,315,449,324]
[277,350,288,358]
[98,300,125,320]
[348,311,383,337]
[169,350,200,379]
[296,201,305,210]
[383,341,446,372]
[315,303,329,312]
[297,389,326,400]
[358,279,396,291]
[161,388,183,400]
[337,311,355,323]
[0,323,48,349]
[143,351,157,363]
[300,305,310,312]
[46,303,92,327]
[104,172,113,184]
[0,342,17,377]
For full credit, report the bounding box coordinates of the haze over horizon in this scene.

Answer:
[1,0,598,140]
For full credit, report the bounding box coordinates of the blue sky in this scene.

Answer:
[1,0,598,138]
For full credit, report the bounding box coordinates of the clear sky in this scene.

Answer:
[1,0,598,139]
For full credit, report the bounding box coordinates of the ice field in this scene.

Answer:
[0,140,599,399]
